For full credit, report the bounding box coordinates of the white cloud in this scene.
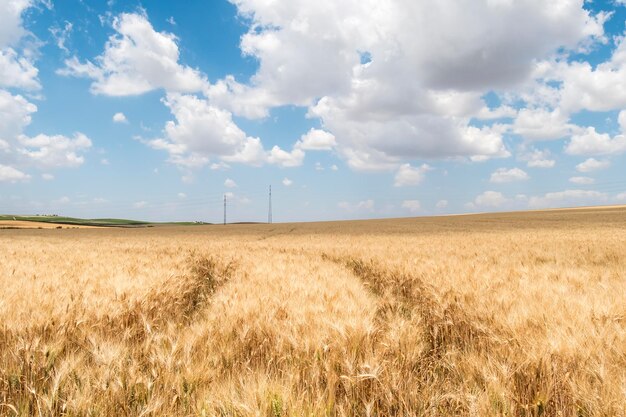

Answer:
[204,75,274,119]
[436,199,448,209]
[282,177,293,186]
[619,110,626,132]
[356,199,374,210]
[330,164,338,171]
[338,199,374,211]
[41,173,54,180]
[528,189,608,208]
[145,93,302,169]
[233,0,602,101]
[18,133,92,168]
[0,48,40,90]
[393,163,432,187]
[401,199,421,213]
[210,161,230,170]
[521,147,555,168]
[0,89,36,138]
[565,126,626,156]
[113,112,128,123]
[512,108,573,141]
[216,0,605,168]
[489,167,529,183]
[267,145,305,167]
[471,191,509,208]
[220,136,266,166]
[0,0,40,90]
[558,38,626,114]
[576,157,610,172]
[0,88,92,177]
[616,192,626,201]
[528,159,555,168]
[0,164,30,182]
[49,21,73,54]
[178,192,186,199]
[60,12,207,96]
[224,178,237,188]
[569,176,594,185]
[222,191,252,206]
[0,0,30,47]
[133,201,147,208]
[311,100,511,169]
[100,158,109,165]
[295,128,336,151]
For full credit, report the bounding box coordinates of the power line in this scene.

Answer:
[268,185,272,224]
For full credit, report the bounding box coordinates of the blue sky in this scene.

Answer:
[1,0,625,222]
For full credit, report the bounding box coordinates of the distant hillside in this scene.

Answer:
[0,215,149,227]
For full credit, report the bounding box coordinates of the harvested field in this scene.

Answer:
[0,220,99,229]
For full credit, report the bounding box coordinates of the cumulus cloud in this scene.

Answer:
[113,112,128,123]
[0,90,92,175]
[528,189,608,208]
[216,0,606,169]
[393,163,432,187]
[18,133,92,168]
[0,164,30,182]
[576,157,610,172]
[469,191,509,208]
[558,35,626,114]
[512,108,574,141]
[0,48,40,90]
[619,110,626,132]
[569,176,594,184]
[565,126,626,156]
[436,199,448,209]
[295,128,336,151]
[310,98,511,168]
[0,0,40,90]
[0,0,30,47]
[520,147,555,168]
[490,167,529,183]
[282,177,293,186]
[233,0,603,99]
[60,12,207,96]
[0,2,92,181]
[224,178,237,188]
[401,199,421,213]
[267,145,305,167]
[145,93,302,168]
[57,3,617,175]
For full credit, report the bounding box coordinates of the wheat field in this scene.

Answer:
[0,207,625,416]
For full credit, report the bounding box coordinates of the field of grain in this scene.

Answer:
[1,206,625,416]
[0,221,96,229]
